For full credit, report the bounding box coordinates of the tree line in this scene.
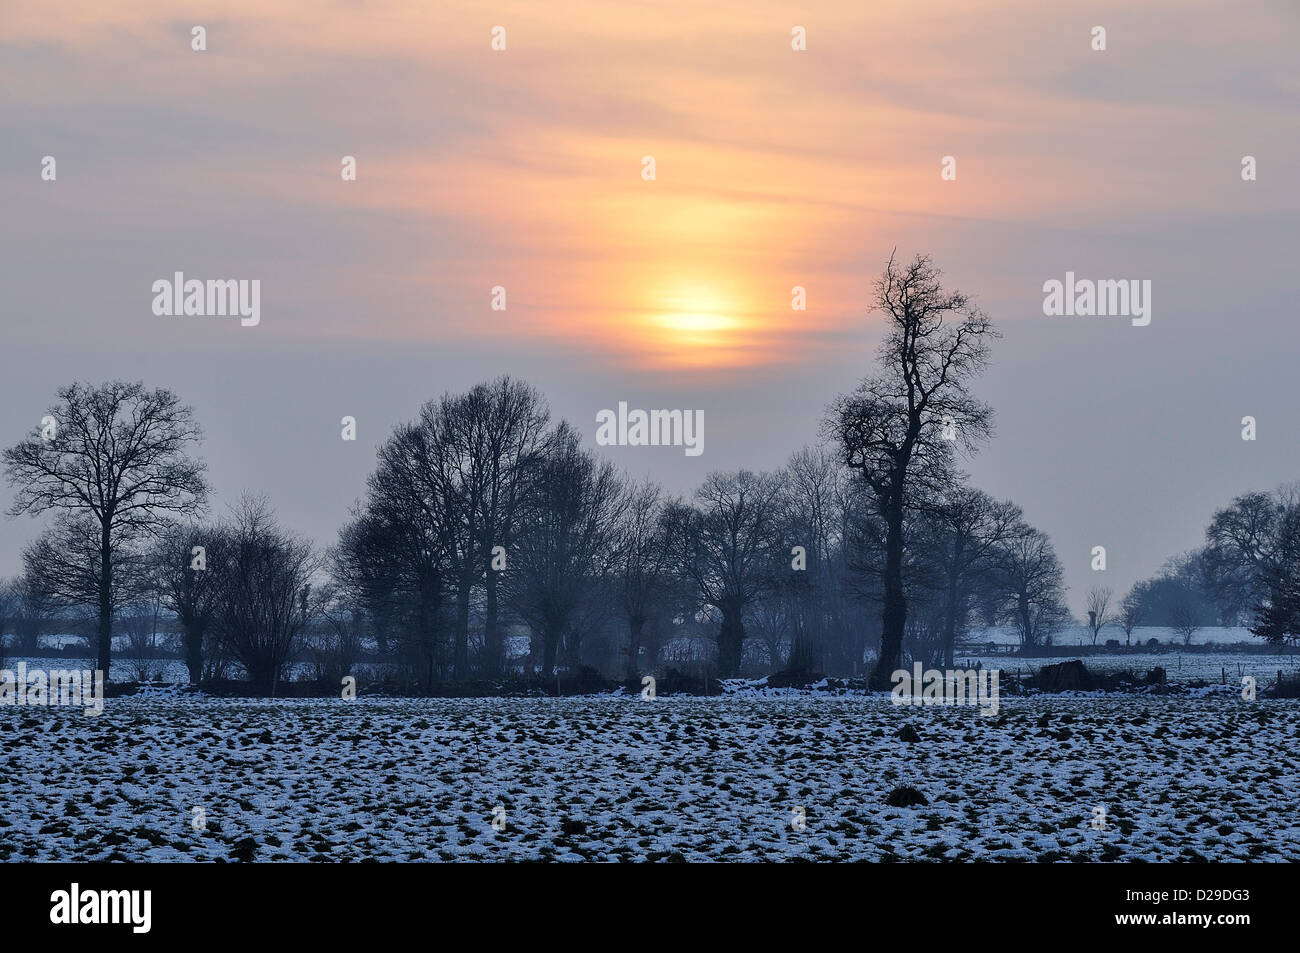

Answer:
[2,255,1293,688]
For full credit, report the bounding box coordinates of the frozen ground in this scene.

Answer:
[2,694,1296,862]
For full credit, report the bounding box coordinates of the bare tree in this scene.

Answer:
[23,513,151,649]
[339,435,453,685]
[1170,600,1201,647]
[996,525,1071,650]
[826,253,998,688]
[923,486,1024,666]
[613,479,676,680]
[4,381,207,677]
[779,447,844,673]
[666,469,783,678]
[472,379,551,677]
[1202,488,1291,622]
[150,521,229,685]
[313,585,366,685]
[1116,585,1144,647]
[1085,586,1113,646]
[119,595,164,682]
[382,380,552,679]
[506,423,625,675]
[5,572,56,655]
[211,497,320,692]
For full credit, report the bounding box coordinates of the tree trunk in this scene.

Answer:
[563,629,582,670]
[97,526,113,679]
[541,620,562,676]
[625,616,644,681]
[788,598,816,672]
[1018,593,1032,649]
[717,603,746,678]
[870,496,906,690]
[946,546,967,665]
[454,574,472,679]
[184,620,203,685]
[483,570,502,677]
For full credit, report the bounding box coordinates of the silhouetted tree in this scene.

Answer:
[339,445,452,685]
[1170,600,1201,647]
[507,423,625,674]
[4,381,207,677]
[150,521,229,685]
[23,513,151,646]
[995,525,1070,649]
[779,447,844,673]
[1204,485,1300,626]
[826,253,997,688]
[921,486,1023,666]
[471,379,551,677]
[613,479,676,680]
[1116,584,1145,646]
[1249,559,1300,648]
[1085,586,1113,646]
[211,498,319,691]
[667,470,783,678]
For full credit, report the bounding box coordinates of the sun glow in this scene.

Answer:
[648,280,745,349]
[657,311,736,334]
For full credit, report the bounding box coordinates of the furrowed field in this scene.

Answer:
[3,693,1297,862]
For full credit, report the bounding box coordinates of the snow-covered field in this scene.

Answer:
[2,693,1296,862]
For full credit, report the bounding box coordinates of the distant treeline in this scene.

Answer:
[3,257,1297,689]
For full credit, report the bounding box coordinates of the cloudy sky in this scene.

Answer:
[2,0,1298,611]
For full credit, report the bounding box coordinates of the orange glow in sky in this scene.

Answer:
[6,0,1295,371]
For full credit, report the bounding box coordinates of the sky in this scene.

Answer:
[2,0,1298,613]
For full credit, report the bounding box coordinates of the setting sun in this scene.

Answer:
[657,311,736,334]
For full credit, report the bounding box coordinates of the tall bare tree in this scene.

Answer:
[472,379,551,677]
[826,253,998,688]
[4,381,207,677]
